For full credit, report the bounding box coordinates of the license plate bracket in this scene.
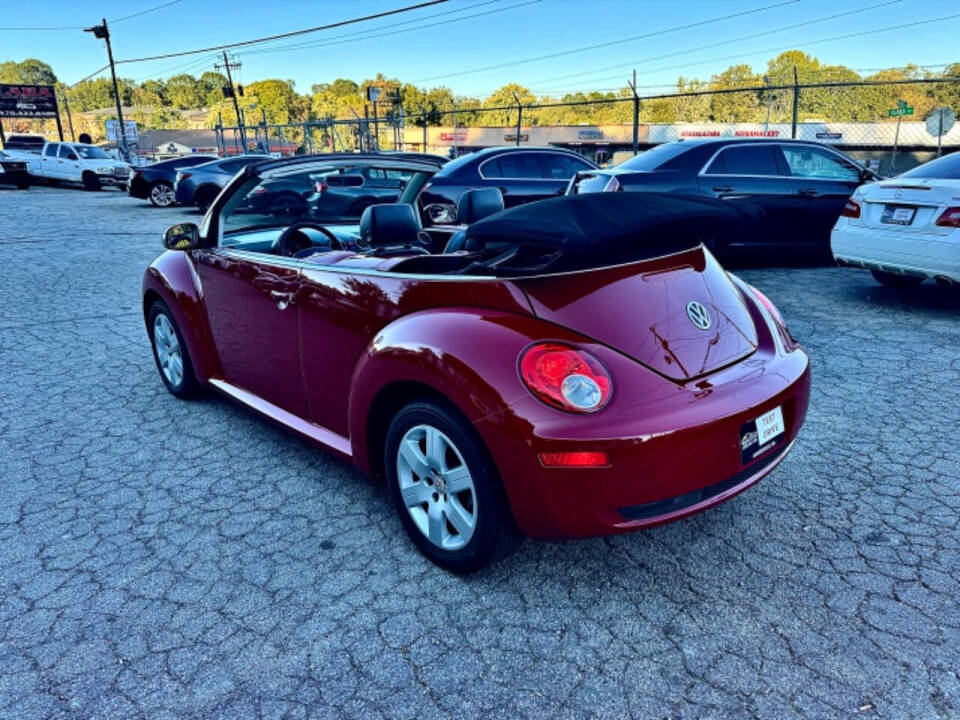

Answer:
[881,205,915,225]
[739,406,785,464]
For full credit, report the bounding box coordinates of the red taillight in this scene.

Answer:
[251,186,267,195]
[841,198,861,218]
[935,206,960,227]
[519,343,612,413]
[748,284,798,352]
[603,175,621,192]
[538,451,610,468]
[315,181,328,193]
[179,172,192,181]
[133,170,143,178]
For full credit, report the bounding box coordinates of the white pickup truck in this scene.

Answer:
[5,141,130,190]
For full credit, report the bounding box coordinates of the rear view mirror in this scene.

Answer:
[163,223,201,250]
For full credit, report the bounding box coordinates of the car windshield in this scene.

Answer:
[222,162,421,233]
[615,142,691,171]
[900,152,960,179]
[74,146,111,159]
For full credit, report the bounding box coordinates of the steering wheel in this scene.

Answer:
[276,221,344,257]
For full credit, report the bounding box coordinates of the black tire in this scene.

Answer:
[17,181,30,190]
[148,180,175,208]
[148,300,200,399]
[385,400,519,573]
[82,172,101,191]
[871,269,924,288]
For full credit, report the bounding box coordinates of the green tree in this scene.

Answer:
[0,58,57,85]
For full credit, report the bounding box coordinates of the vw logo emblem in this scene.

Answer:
[686,301,712,330]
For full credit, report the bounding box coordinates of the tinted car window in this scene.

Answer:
[706,145,780,175]
[900,152,960,179]
[482,153,543,179]
[540,153,593,179]
[220,156,268,173]
[58,145,77,159]
[44,143,59,157]
[781,146,858,180]
[617,142,692,170]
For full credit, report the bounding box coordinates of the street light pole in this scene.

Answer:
[84,18,128,160]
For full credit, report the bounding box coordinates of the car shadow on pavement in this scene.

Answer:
[846,281,960,313]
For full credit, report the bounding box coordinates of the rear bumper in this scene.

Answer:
[97,173,128,187]
[128,175,150,198]
[0,170,30,186]
[475,346,811,539]
[831,221,960,281]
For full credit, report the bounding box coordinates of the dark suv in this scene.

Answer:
[570,138,877,255]
[418,146,597,224]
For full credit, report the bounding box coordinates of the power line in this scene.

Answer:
[112,0,450,64]
[527,0,903,90]
[241,0,533,57]
[410,0,801,84]
[1,0,182,30]
[529,10,960,92]
[110,0,182,24]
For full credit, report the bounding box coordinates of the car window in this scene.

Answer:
[482,153,543,179]
[58,145,77,160]
[74,145,111,160]
[705,146,780,176]
[44,143,59,157]
[221,163,431,241]
[540,153,594,179]
[781,146,859,181]
[617,142,691,170]
[900,152,960,179]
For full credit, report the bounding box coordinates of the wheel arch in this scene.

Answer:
[142,251,220,382]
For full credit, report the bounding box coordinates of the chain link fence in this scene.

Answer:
[213,76,959,173]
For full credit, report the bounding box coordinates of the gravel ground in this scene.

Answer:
[1,184,959,719]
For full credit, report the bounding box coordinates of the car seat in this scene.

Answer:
[444,188,505,253]
[358,204,430,256]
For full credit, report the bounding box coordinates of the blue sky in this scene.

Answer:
[3,0,959,97]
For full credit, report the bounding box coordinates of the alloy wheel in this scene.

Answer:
[396,424,477,551]
[150,183,175,207]
[153,313,184,387]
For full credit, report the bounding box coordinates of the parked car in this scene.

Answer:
[569,138,877,257]
[832,151,960,286]
[0,150,30,189]
[142,154,810,572]
[173,155,270,212]
[418,146,598,225]
[128,155,217,207]
[4,140,130,190]
[1,134,46,152]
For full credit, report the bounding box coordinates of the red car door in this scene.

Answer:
[196,250,308,418]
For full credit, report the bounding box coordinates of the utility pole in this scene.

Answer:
[763,75,772,133]
[84,18,128,160]
[791,66,799,140]
[628,70,639,155]
[61,91,76,141]
[215,52,246,153]
[512,92,523,147]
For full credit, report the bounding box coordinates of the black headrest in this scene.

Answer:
[456,188,504,225]
[358,204,422,247]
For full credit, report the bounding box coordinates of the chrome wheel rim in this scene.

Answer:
[151,184,175,207]
[153,314,183,387]
[397,424,477,551]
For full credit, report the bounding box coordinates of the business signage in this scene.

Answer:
[504,133,529,142]
[577,129,604,140]
[0,84,58,118]
[816,132,843,139]
[439,131,467,142]
[106,120,139,143]
[679,129,780,138]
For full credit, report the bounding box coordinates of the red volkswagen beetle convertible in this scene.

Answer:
[143,154,810,572]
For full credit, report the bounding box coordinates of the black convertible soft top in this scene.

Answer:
[461,192,753,274]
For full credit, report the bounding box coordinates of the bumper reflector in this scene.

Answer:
[538,451,610,468]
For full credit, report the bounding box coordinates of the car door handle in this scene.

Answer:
[797,187,819,197]
[270,290,295,309]
[712,185,734,193]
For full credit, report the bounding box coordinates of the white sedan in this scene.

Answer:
[831,152,960,287]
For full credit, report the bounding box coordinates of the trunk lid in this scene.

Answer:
[514,247,758,382]
[853,179,960,235]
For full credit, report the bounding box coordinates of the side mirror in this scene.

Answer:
[163,223,201,250]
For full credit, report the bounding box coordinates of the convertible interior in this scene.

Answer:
[218,160,741,278]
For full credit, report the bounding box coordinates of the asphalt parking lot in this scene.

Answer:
[1,185,958,719]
